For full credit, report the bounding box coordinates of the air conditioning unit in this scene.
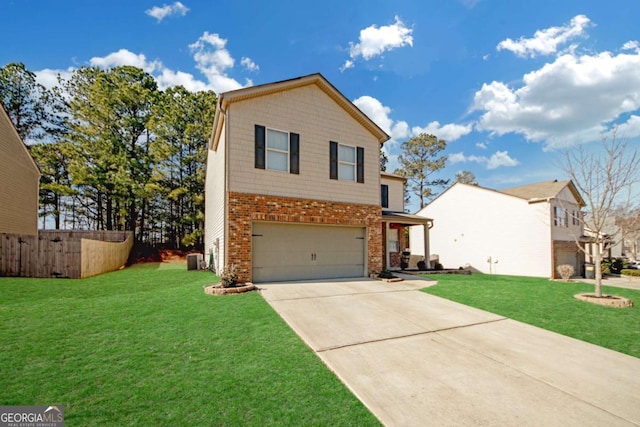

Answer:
[187,253,203,270]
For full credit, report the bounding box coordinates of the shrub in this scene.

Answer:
[601,260,611,275]
[417,260,427,271]
[219,264,238,288]
[434,262,443,271]
[556,264,575,281]
[378,270,395,279]
[621,269,640,277]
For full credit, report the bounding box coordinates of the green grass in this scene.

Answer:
[0,263,379,426]
[421,274,640,358]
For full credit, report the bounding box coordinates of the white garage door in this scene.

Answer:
[252,222,366,283]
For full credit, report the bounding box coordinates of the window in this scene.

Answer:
[266,129,289,171]
[339,144,356,181]
[572,210,581,226]
[255,125,299,174]
[330,141,364,182]
[381,184,389,208]
[554,206,568,227]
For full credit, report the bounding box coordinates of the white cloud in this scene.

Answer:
[448,150,519,169]
[472,45,640,149]
[189,32,244,93]
[411,121,473,142]
[497,14,592,58]
[154,69,208,92]
[83,32,251,94]
[353,95,393,134]
[240,57,259,72]
[145,2,189,23]
[35,67,75,90]
[341,16,413,70]
[622,40,640,52]
[475,142,487,149]
[89,49,161,72]
[616,115,640,139]
[487,150,519,169]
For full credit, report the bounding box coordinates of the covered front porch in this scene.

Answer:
[381,211,433,271]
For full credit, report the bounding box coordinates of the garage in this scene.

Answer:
[252,222,366,283]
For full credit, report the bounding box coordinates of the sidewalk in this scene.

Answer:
[577,275,640,291]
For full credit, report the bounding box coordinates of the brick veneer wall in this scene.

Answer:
[227,191,382,282]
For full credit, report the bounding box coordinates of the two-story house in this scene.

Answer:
[409,180,586,278]
[0,103,40,235]
[204,73,431,283]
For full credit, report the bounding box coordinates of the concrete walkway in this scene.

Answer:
[259,276,640,426]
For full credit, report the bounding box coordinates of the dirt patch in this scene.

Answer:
[574,293,634,308]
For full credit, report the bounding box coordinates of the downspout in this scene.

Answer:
[424,219,433,268]
[222,103,229,271]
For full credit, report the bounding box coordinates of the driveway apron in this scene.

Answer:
[259,277,640,427]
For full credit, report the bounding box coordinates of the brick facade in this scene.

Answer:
[227,191,382,283]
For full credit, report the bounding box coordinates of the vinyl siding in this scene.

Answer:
[381,175,404,212]
[411,183,553,277]
[0,108,39,235]
[226,85,380,206]
[203,122,227,272]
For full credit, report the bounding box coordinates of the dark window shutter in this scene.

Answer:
[329,141,338,180]
[255,125,265,169]
[381,184,389,208]
[290,133,299,174]
[356,147,364,183]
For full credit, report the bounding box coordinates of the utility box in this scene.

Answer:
[584,263,595,279]
[187,253,203,270]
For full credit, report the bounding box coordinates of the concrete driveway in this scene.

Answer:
[259,276,640,426]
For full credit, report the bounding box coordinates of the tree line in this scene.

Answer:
[0,62,216,249]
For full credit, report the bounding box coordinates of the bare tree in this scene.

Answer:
[560,129,639,297]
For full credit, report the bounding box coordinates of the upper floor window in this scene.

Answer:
[554,206,568,227]
[255,124,299,174]
[339,144,356,181]
[329,141,364,183]
[572,210,581,226]
[381,184,389,208]
[266,129,289,172]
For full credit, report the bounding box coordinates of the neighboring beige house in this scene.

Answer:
[204,73,431,283]
[409,180,586,278]
[0,104,40,235]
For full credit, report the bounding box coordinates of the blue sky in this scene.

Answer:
[2,0,640,211]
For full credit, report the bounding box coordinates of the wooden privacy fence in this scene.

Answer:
[0,230,133,279]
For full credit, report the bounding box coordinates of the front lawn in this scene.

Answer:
[0,263,379,426]
[421,274,640,358]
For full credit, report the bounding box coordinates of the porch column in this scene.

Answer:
[423,222,430,268]
[385,221,391,270]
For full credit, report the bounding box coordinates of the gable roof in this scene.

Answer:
[416,179,586,216]
[210,73,390,150]
[0,103,41,176]
[499,180,585,207]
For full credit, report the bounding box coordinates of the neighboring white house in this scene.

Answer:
[409,180,586,278]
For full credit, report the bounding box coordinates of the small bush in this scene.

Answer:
[621,269,640,277]
[378,270,395,279]
[220,264,238,288]
[556,264,575,281]
[434,262,443,271]
[417,260,427,271]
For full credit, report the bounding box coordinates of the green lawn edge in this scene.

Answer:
[420,273,640,358]
[0,263,380,426]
